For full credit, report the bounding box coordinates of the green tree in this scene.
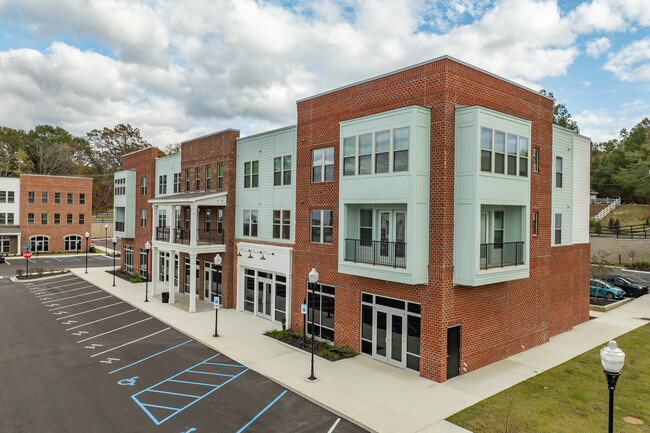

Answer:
[0,126,33,177]
[23,125,90,175]
[539,89,580,132]
[86,124,151,174]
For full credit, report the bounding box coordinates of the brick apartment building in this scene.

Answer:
[114,55,590,383]
[17,174,93,254]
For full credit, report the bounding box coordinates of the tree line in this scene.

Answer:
[0,124,155,213]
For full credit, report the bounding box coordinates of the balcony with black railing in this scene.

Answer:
[171,228,225,246]
[344,238,407,268]
[479,241,524,270]
[114,221,125,232]
[155,226,170,242]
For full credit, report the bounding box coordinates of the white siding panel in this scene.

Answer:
[572,135,591,244]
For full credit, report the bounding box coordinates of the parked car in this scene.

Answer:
[606,275,648,298]
[589,278,625,300]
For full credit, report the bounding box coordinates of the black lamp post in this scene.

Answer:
[104,224,108,255]
[144,241,151,302]
[308,268,318,381]
[213,254,222,337]
[84,231,90,273]
[600,340,625,433]
[111,236,117,287]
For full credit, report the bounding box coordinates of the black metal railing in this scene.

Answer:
[590,223,650,239]
[197,229,225,245]
[480,241,524,269]
[174,228,191,245]
[155,226,170,242]
[344,238,406,268]
[114,221,125,232]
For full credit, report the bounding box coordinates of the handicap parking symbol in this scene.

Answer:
[117,376,138,386]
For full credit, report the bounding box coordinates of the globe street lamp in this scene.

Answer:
[600,340,625,433]
[111,236,117,287]
[84,231,90,274]
[308,268,319,381]
[144,241,151,302]
[213,254,222,337]
[104,224,108,255]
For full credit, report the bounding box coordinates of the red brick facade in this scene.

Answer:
[293,57,590,382]
[20,174,93,253]
[120,147,159,278]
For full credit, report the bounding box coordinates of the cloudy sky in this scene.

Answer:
[0,0,648,146]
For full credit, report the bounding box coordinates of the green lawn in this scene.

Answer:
[447,324,650,433]
[602,204,650,226]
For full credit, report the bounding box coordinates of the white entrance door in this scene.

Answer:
[373,306,407,369]
[256,277,273,319]
[377,210,406,266]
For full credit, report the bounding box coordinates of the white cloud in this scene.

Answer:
[585,37,610,58]
[568,0,650,33]
[604,37,650,82]
[582,80,591,87]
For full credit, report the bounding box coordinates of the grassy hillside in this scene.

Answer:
[593,204,650,226]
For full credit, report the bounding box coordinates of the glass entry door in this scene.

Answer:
[378,210,406,262]
[257,277,273,318]
[203,262,221,302]
[373,306,407,368]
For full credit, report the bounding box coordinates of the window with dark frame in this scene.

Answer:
[206,166,211,189]
[195,167,201,190]
[556,157,563,188]
[67,193,73,204]
[79,214,85,225]
[159,175,167,194]
[80,193,85,204]
[186,169,190,191]
[28,191,35,203]
[307,283,335,341]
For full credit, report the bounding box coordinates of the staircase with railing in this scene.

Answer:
[593,198,621,222]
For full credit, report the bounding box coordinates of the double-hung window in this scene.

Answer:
[273,210,291,240]
[173,173,180,193]
[195,168,201,191]
[360,209,373,246]
[186,169,190,191]
[519,137,529,177]
[507,134,518,175]
[312,147,334,182]
[218,165,223,189]
[243,210,258,237]
[244,161,259,188]
[555,213,562,245]
[67,193,73,205]
[141,177,147,195]
[205,210,211,231]
[79,214,85,225]
[28,192,35,204]
[159,175,167,194]
[532,211,538,236]
[217,209,223,234]
[66,213,72,225]
[79,193,85,204]
[533,148,539,172]
[343,137,356,176]
[28,213,34,225]
[0,191,5,203]
[273,156,291,186]
[393,127,409,172]
[54,192,61,204]
[0,214,6,225]
[206,166,212,189]
[556,157,563,188]
[493,211,504,248]
[480,128,492,172]
[54,213,60,225]
[494,131,506,174]
[358,134,372,175]
[311,210,333,244]
[7,191,13,203]
[41,192,48,204]
[140,209,147,227]
[375,131,390,173]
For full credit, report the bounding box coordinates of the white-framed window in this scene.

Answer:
[7,191,13,203]
[375,131,390,173]
[54,192,61,204]
[0,213,14,225]
[64,235,82,251]
[195,167,201,190]
[114,179,125,196]
[532,211,538,236]
[158,210,167,228]
[173,173,181,193]
[393,127,409,172]
[494,211,504,248]
[519,137,529,177]
[141,177,147,195]
[533,148,539,172]
[66,213,73,225]
[139,248,149,278]
[359,209,373,246]
[205,209,211,231]
[41,192,48,204]
[206,166,212,189]
[79,214,85,225]
[494,131,506,174]
[307,282,335,341]
[41,213,47,225]
[311,210,333,244]
[273,156,292,186]
[159,175,167,194]
[30,235,49,252]
[555,213,562,245]
[218,165,224,189]
[480,127,492,172]
[507,133,518,175]
[217,209,223,234]
[0,191,5,203]
[244,161,259,188]
[343,137,356,176]
[358,133,372,175]
[0,236,9,253]
[28,191,34,203]
[186,169,191,191]
[67,193,74,204]
[556,157,563,188]
[312,147,334,182]
[243,210,258,237]
[124,245,134,273]
[273,210,291,240]
[28,213,34,225]
[140,209,147,227]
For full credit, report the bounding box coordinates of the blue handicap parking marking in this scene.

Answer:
[131,353,248,425]
[118,376,139,386]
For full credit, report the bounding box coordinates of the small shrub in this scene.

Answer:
[36,268,44,276]
[281,317,286,331]
[608,217,614,227]
[615,217,621,227]
[130,276,143,283]
[16,269,24,277]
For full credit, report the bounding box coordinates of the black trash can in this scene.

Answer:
[162,292,169,303]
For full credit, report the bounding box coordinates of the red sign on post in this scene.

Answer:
[23,251,32,259]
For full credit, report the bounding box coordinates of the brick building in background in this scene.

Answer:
[19,174,93,254]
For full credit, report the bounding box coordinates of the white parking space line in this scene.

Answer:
[41,290,102,304]
[48,295,113,311]
[28,277,79,289]
[76,318,153,343]
[56,302,124,320]
[34,286,91,297]
[65,309,138,331]
[33,281,89,294]
[90,328,170,358]
[327,418,341,433]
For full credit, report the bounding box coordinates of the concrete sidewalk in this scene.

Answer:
[72,266,650,433]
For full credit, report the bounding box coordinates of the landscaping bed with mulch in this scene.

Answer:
[265,329,356,361]
[106,268,144,283]
[15,270,70,280]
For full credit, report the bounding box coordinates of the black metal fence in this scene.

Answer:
[480,241,524,269]
[590,223,650,239]
[197,229,225,245]
[155,227,170,242]
[344,238,406,268]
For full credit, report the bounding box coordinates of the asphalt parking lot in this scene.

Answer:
[0,273,367,433]
[5,253,118,273]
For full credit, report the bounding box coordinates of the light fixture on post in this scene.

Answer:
[104,223,108,255]
[213,254,222,337]
[111,236,117,287]
[144,241,151,302]
[307,267,319,381]
[84,231,90,274]
[600,340,625,433]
